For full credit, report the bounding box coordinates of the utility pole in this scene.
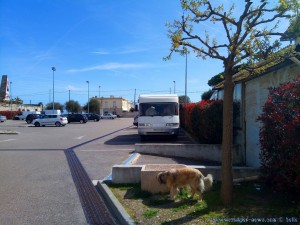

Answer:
[134,88,136,110]
[86,81,90,113]
[173,81,176,94]
[51,67,56,112]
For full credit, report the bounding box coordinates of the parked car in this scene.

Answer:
[0,114,7,122]
[85,113,100,122]
[133,115,139,126]
[14,111,41,120]
[32,114,68,127]
[101,113,117,119]
[26,113,41,124]
[67,114,88,123]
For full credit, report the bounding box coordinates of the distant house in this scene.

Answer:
[98,96,133,116]
[212,44,300,167]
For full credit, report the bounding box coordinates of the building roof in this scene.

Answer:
[213,45,300,90]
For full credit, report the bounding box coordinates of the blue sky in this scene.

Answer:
[0,0,290,106]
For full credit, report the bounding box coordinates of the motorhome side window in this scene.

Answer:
[140,103,178,116]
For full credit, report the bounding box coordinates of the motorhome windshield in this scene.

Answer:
[139,102,178,116]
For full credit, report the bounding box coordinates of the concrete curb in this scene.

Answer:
[111,164,260,184]
[135,143,244,165]
[96,181,136,225]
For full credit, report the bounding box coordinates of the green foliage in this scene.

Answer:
[83,98,100,114]
[258,75,300,194]
[2,97,23,105]
[45,102,64,111]
[65,100,81,113]
[179,95,191,105]
[165,0,297,69]
[110,182,299,225]
[208,74,224,87]
[143,209,158,219]
[201,89,214,100]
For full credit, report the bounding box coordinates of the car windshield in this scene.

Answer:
[139,102,178,116]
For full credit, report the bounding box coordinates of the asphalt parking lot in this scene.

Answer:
[0,118,194,224]
[0,118,135,224]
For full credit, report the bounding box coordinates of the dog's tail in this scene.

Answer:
[200,174,213,193]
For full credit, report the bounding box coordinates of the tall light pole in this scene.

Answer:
[184,47,188,105]
[99,85,101,115]
[86,81,90,113]
[175,47,188,104]
[51,67,56,111]
[10,81,12,111]
[173,81,176,94]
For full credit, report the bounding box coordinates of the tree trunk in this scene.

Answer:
[221,71,234,206]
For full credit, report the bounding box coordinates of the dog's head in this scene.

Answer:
[157,171,169,184]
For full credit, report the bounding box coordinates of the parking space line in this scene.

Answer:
[0,139,16,143]
[75,136,85,140]
[79,149,133,152]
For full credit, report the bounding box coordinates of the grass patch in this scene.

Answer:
[109,181,299,225]
[143,209,159,219]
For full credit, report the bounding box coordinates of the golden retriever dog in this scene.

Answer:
[157,168,213,200]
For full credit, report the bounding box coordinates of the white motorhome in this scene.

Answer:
[138,94,180,140]
[43,110,61,115]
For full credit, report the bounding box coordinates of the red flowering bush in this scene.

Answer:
[0,111,19,119]
[180,103,195,134]
[258,75,300,193]
[180,100,239,144]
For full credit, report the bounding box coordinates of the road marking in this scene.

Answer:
[75,136,85,140]
[0,139,16,143]
[80,149,133,152]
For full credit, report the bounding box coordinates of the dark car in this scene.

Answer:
[26,113,41,124]
[67,114,88,123]
[133,115,139,126]
[85,113,100,122]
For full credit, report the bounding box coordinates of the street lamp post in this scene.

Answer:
[99,85,102,115]
[175,47,188,105]
[184,47,188,105]
[51,67,56,112]
[173,81,176,94]
[86,81,90,113]
[10,81,12,111]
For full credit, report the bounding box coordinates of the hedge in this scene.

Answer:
[180,100,239,144]
[0,111,20,119]
[257,75,300,194]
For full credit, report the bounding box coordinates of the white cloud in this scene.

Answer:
[90,51,110,55]
[66,62,150,73]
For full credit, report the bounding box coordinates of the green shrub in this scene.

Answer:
[180,100,239,144]
[257,75,300,193]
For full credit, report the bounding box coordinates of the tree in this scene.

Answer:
[166,0,298,206]
[208,73,224,87]
[179,95,191,105]
[65,100,81,113]
[83,98,100,114]
[201,89,214,100]
[45,102,64,111]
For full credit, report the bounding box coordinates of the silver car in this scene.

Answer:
[101,113,117,119]
[32,114,68,127]
[0,114,7,122]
